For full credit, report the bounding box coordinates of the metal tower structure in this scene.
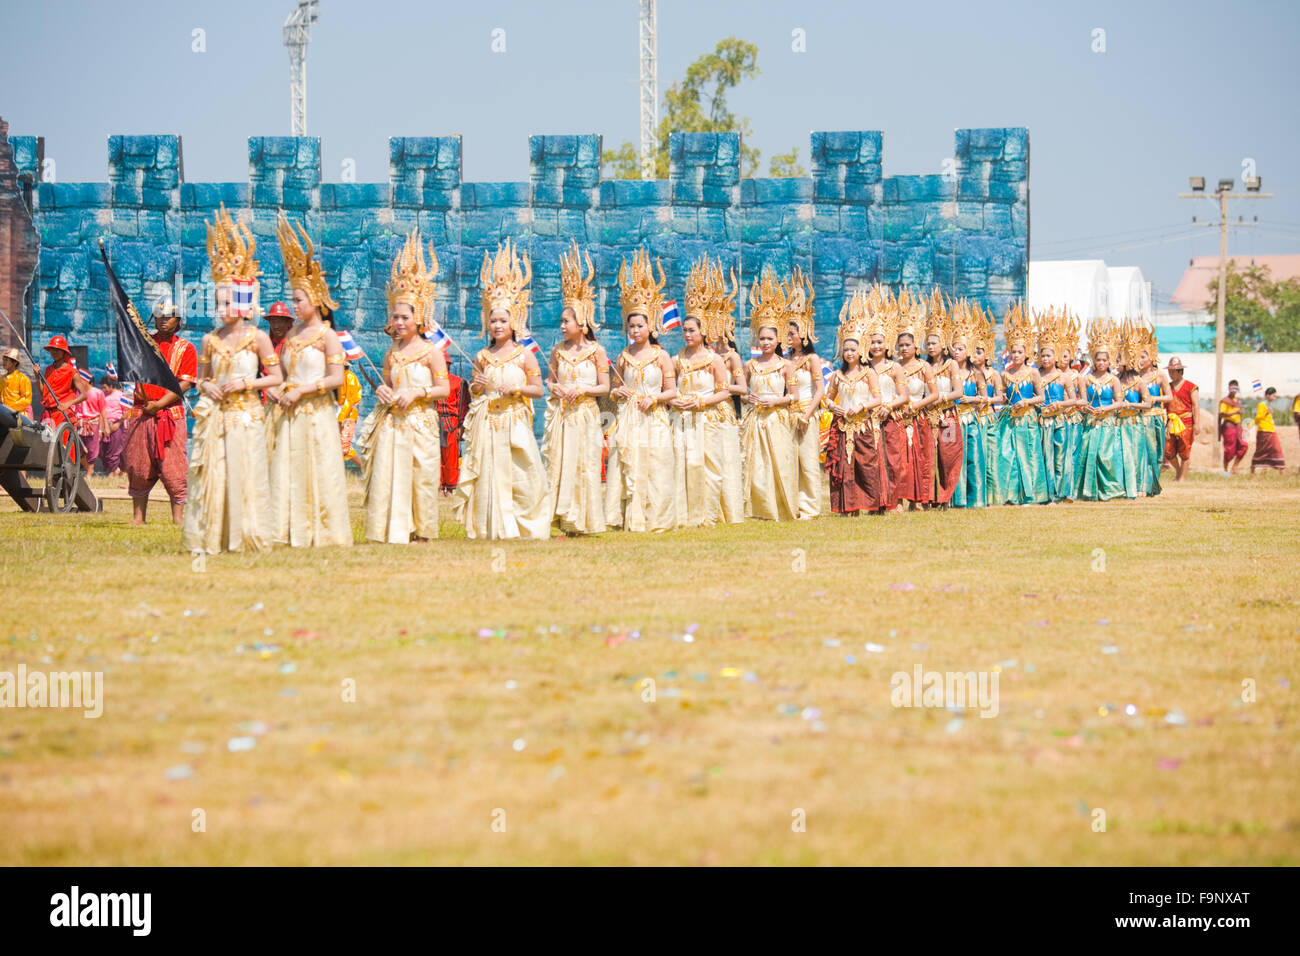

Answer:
[283,1,320,136]
[638,0,657,180]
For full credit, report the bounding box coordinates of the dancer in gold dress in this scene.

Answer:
[705,263,746,524]
[456,239,552,540]
[267,212,353,547]
[784,266,824,519]
[671,259,732,528]
[741,267,798,521]
[605,248,678,532]
[183,205,283,554]
[355,229,450,543]
[542,241,609,535]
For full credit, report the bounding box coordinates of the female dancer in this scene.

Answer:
[970,305,1005,507]
[1133,326,1168,495]
[269,212,352,547]
[542,242,609,535]
[893,291,939,510]
[183,206,282,553]
[863,286,909,510]
[948,300,986,509]
[1076,317,1125,501]
[784,266,825,519]
[923,291,963,508]
[671,259,731,528]
[1116,320,1147,499]
[705,263,746,524]
[605,249,678,532]
[1035,307,1074,502]
[355,230,450,543]
[1056,312,1084,500]
[997,303,1049,504]
[456,239,552,539]
[741,268,798,521]
[825,292,886,515]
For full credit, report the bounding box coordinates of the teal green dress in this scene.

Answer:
[980,380,1004,507]
[1040,374,1072,501]
[997,373,1050,504]
[1076,378,1124,501]
[952,377,985,508]
[1141,379,1164,497]
[1118,384,1143,498]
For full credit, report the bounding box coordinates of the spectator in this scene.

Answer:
[1249,387,1286,474]
[1,347,32,417]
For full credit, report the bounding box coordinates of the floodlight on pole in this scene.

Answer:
[284,0,320,136]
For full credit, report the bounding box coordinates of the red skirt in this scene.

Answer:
[898,416,934,504]
[881,418,911,509]
[933,409,963,505]
[1251,430,1285,468]
[827,417,887,513]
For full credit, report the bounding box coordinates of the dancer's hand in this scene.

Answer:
[375,385,396,405]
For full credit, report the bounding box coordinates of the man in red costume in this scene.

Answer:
[122,298,195,525]
[438,370,469,493]
[39,335,89,427]
[1163,357,1198,483]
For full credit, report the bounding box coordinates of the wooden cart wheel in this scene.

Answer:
[44,422,81,513]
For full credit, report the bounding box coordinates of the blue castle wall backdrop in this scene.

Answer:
[10,128,1028,403]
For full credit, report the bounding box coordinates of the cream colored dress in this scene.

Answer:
[718,353,745,524]
[541,344,605,535]
[604,346,676,532]
[267,327,353,548]
[741,359,797,521]
[455,345,551,540]
[354,344,442,543]
[182,329,272,553]
[671,350,727,528]
[791,356,823,519]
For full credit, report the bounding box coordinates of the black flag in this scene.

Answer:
[100,241,183,395]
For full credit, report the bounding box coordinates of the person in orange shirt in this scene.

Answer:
[337,362,362,462]
[39,335,89,427]
[1250,387,1286,473]
[1,347,32,417]
[1218,379,1248,473]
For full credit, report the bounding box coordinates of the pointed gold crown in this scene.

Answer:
[892,287,923,343]
[857,283,896,345]
[1058,308,1081,362]
[480,238,532,338]
[617,247,667,334]
[784,265,818,344]
[386,228,439,329]
[276,211,339,312]
[947,297,979,352]
[206,203,259,286]
[1119,316,1148,368]
[748,266,788,342]
[1034,305,1068,358]
[684,257,714,322]
[560,241,597,334]
[705,262,737,345]
[924,288,949,351]
[1003,300,1035,353]
[1086,315,1122,360]
[836,286,873,354]
[1131,322,1158,365]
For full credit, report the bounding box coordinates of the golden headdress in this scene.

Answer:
[1059,309,1081,364]
[206,203,258,287]
[1034,305,1069,358]
[835,287,871,354]
[1132,323,1158,366]
[784,265,818,344]
[560,241,597,334]
[856,283,896,345]
[1086,315,1122,360]
[276,212,339,313]
[1003,300,1035,353]
[705,262,738,345]
[892,287,923,344]
[617,247,667,335]
[969,302,996,357]
[684,257,714,323]
[479,238,532,338]
[1119,317,1150,369]
[747,266,788,342]
[947,297,979,352]
[385,228,438,331]
[924,288,950,351]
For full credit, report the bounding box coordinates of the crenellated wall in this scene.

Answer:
[9,127,1028,384]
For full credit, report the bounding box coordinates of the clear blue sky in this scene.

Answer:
[3,0,1297,306]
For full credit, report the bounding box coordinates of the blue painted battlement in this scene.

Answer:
[14,128,1028,390]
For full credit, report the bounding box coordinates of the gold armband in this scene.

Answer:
[433,371,449,381]
[263,354,280,366]
[326,354,344,366]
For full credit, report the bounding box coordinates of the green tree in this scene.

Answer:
[604,37,798,181]
[768,147,806,178]
[1204,261,1300,351]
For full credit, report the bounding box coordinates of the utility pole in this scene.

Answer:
[283,1,320,136]
[638,0,658,180]
[1178,175,1271,465]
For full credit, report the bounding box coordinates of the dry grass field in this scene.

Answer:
[0,450,1297,865]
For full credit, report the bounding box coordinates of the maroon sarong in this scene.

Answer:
[1251,430,1285,469]
[827,417,887,514]
[933,409,963,505]
[880,418,911,509]
[897,415,934,504]
[123,413,188,504]
[1221,420,1247,468]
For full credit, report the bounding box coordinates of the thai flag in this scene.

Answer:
[336,330,364,361]
[661,300,681,331]
[119,389,134,411]
[231,278,256,317]
[517,335,544,359]
[750,346,762,357]
[422,322,452,355]
[821,360,833,390]
[76,363,92,383]
[1251,378,1263,395]
[105,362,117,378]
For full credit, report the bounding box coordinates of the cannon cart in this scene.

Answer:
[0,406,101,513]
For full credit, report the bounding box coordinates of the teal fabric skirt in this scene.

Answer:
[1076,415,1124,501]
[980,411,1004,507]
[997,409,1050,504]
[1141,413,1164,497]
[1040,412,1073,501]
[951,409,985,508]
[1118,415,1143,499]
